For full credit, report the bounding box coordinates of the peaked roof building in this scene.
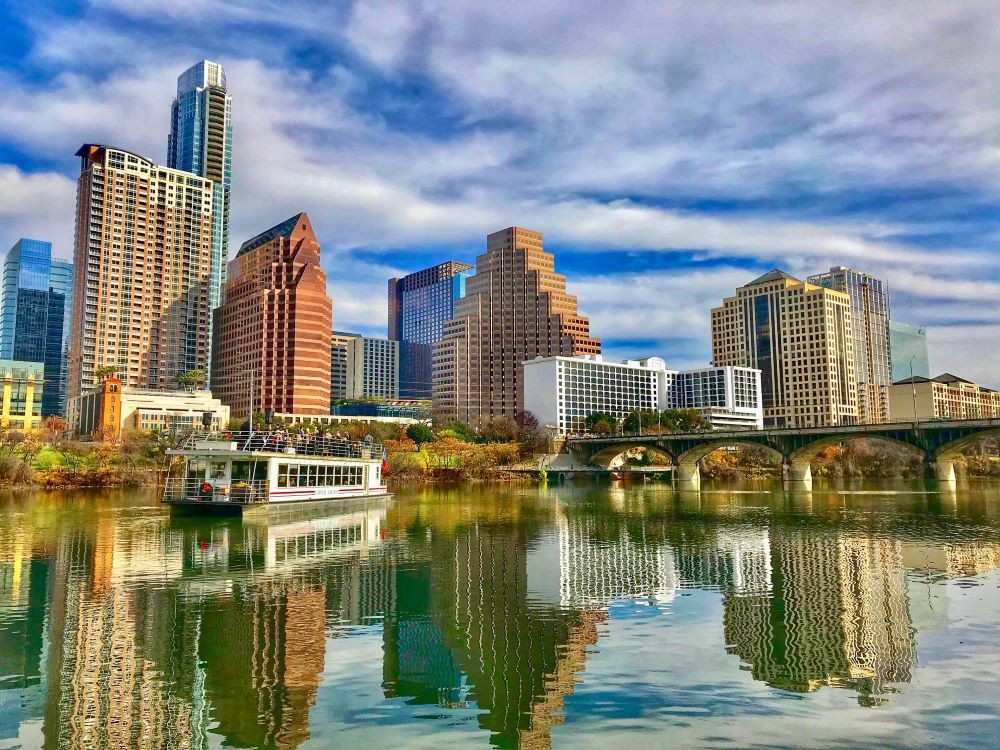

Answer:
[211,213,332,418]
[432,226,600,427]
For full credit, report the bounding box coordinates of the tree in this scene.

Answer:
[94,365,118,381]
[176,370,206,391]
[437,419,477,443]
[515,410,539,429]
[406,423,436,444]
[478,416,520,444]
[622,409,660,434]
[42,415,67,441]
[583,412,617,435]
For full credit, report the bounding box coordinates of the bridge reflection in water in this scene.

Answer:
[0,485,999,748]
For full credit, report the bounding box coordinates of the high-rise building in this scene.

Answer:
[808,266,890,423]
[711,269,857,428]
[167,60,232,313]
[212,213,332,418]
[433,227,600,427]
[388,261,472,399]
[66,145,215,430]
[888,321,929,384]
[330,331,399,403]
[1,239,73,416]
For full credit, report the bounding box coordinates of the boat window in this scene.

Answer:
[308,465,317,486]
[186,459,207,479]
[290,466,301,487]
[277,463,288,488]
[209,461,227,480]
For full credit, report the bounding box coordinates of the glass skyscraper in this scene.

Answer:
[888,321,929,383]
[388,261,472,399]
[167,60,232,313]
[0,239,73,416]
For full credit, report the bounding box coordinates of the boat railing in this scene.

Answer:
[175,430,384,459]
[163,476,271,504]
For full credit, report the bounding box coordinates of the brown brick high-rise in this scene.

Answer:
[212,213,332,418]
[433,227,600,427]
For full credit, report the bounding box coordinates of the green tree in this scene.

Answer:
[406,423,436,444]
[176,370,206,391]
[94,365,118,381]
[583,412,617,435]
[438,419,477,442]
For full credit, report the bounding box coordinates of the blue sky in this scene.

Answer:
[1,1,998,384]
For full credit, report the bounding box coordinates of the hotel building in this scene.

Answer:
[66,144,215,430]
[888,321,929,384]
[167,60,232,313]
[522,355,763,434]
[388,261,472,399]
[1,239,73,416]
[212,213,332,418]
[711,269,858,428]
[888,373,1000,421]
[808,266,891,423]
[0,360,43,430]
[330,331,399,402]
[433,227,600,427]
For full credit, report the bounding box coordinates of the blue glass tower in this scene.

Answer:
[0,239,73,416]
[388,261,472,399]
[168,60,232,313]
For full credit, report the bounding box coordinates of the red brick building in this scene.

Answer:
[212,212,332,418]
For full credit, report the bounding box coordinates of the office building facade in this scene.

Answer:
[1,239,73,416]
[888,321,929,384]
[66,144,215,431]
[711,269,857,428]
[888,373,1000,421]
[0,360,43,430]
[808,266,891,423]
[167,60,232,312]
[522,355,762,435]
[388,261,472,399]
[330,331,399,402]
[212,213,332,417]
[433,227,600,427]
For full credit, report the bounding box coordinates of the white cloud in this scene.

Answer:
[0,166,77,255]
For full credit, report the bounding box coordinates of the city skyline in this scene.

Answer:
[1,4,997,387]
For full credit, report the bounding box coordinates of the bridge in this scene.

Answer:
[565,419,1000,484]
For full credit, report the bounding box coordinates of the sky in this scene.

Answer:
[0,0,998,385]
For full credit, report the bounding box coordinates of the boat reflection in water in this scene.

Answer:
[0,483,999,748]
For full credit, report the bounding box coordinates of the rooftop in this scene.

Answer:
[745,269,801,286]
[237,212,306,257]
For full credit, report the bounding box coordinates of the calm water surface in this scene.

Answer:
[1,480,999,749]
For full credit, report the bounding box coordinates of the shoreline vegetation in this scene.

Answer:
[2,412,998,490]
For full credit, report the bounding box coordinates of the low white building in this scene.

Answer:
[522,355,762,435]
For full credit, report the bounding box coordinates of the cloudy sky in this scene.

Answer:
[1,1,998,385]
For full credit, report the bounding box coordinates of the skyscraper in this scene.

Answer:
[808,266,891,423]
[711,269,857,428]
[167,60,232,313]
[212,213,332,417]
[330,332,399,402]
[388,261,472,399]
[888,321,929,384]
[1,239,73,416]
[66,145,215,430]
[433,227,600,426]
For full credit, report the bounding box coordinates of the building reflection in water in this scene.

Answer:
[1,488,1000,748]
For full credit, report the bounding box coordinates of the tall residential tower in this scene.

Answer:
[388,261,472,399]
[711,269,857,428]
[808,266,891,423]
[433,227,600,426]
[66,145,215,429]
[1,239,73,416]
[167,60,232,312]
[212,213,332,418]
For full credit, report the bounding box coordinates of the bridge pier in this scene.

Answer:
[674,463,700,485]
[782,460,812,483]
[931,458,957,483]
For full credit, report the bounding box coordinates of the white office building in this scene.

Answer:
[522,355,763,435]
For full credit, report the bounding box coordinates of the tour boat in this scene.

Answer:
[161,431,390,514]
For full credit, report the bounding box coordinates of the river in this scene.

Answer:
[1,480,999,749]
